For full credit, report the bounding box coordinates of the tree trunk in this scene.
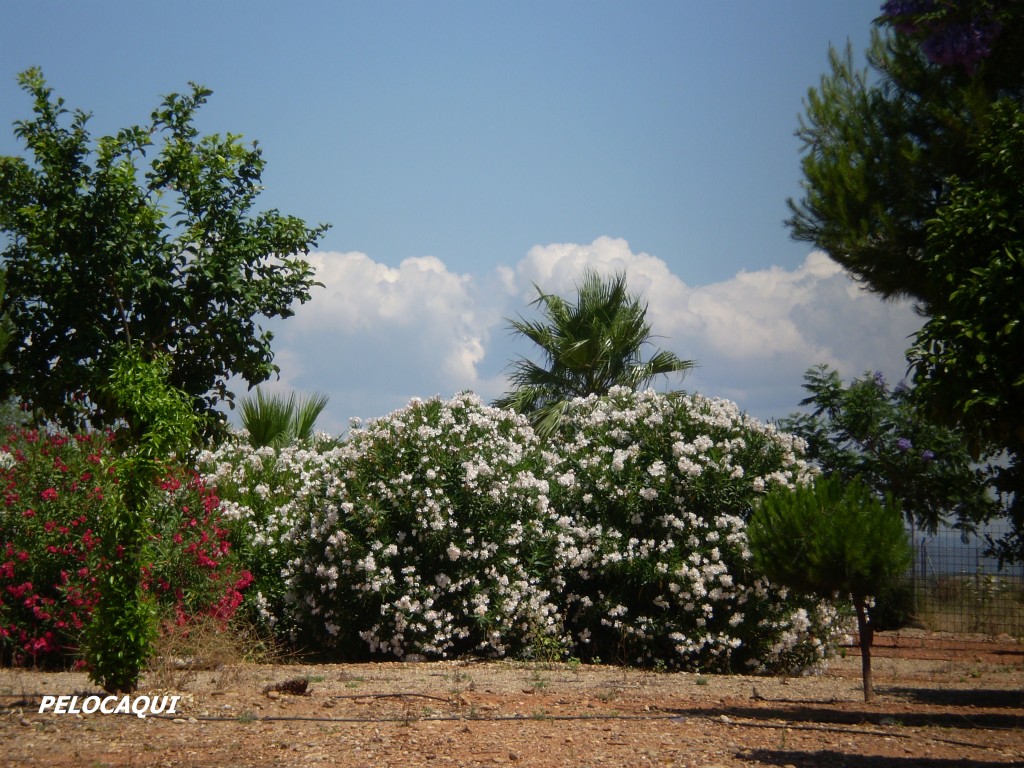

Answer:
[855,597,874,703]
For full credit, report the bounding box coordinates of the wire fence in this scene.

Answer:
[906,530,1024,637]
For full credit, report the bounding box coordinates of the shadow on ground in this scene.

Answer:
[741,750,1015,768]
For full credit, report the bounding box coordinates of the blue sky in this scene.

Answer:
[1,1,920,434]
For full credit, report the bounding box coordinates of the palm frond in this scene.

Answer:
[494,268,696,436]
[240,389,294,448]
[291,392,330,443]
[239,388,329,448]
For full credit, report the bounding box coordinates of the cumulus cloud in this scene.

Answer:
[511,238,921,419]
[258,238,921,433]
[263,251,505,432]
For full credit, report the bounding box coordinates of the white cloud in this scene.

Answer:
[264,251,505,432]
[258,238,921,433]
[511,239,921,420]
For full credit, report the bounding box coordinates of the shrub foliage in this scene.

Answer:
[203,389,843,670]
[7,388,849,672]
[0,427,249,668]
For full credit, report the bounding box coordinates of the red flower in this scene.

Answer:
[40,487,58,502]
[160,475,182,492]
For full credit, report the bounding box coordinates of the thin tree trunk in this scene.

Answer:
[855,598,874,703]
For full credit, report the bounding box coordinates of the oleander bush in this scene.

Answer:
[549,387,839,671]
[205,389,844,670]
[0,427,251,668]
[283,393,565,658]
[197,435,344,638]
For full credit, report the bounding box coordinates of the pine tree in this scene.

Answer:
[748,476,912,702]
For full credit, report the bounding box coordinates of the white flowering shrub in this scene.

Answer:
[548,387,839,672]
[283,393,565,659]
[197,434,344,636]
[199,388,844,672]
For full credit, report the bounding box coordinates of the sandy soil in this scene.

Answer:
[1,630,1022,767]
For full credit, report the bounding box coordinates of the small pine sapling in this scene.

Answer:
[748,476,911,701]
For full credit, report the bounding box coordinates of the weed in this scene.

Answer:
[146,613,284,691]
[338,671,366,689]
[528,668,549,690]
[445,668,474,696]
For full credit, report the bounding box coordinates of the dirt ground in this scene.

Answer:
[1,630,1022,767]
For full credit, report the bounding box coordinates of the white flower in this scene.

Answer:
[611,449,628,472]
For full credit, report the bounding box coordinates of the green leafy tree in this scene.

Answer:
[0,68,329,433]
[239,388,329,448]
[906,98,1024,560]
[495,269,694,437]
[786,2,1024,558]
[748,476,912,702]
[780,364,998,535]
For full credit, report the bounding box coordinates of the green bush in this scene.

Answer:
[871,577,917,632]
[748,476,912,700]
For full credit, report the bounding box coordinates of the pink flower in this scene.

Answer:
[40,487,58,502]
[160,476,182,492]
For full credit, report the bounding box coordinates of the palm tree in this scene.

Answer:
[495,269,695,437]
[239,388,329,448]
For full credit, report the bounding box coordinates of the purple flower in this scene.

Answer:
[873,371,887,389]
[922,20,1001,70]
[897,438,912,452]
[880,0,1003,72]
[880,0,937,34]
[921,450,935,463]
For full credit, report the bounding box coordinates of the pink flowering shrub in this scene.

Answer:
[0,427,251,667]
